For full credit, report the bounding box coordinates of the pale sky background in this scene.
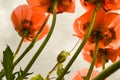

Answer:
[0,0,120,80]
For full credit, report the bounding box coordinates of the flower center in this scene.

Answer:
[83,22,89,31]
[21,19,33,29]
[89,28,116,46]
[19,19,33,37]
[102,28,116,46]
[90,49,109,62]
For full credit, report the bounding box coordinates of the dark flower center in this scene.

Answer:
[89,28,116,46]
[21,19,32,29]
[19,19,33,37]
[101,28,116,46]
[90,49,109,62]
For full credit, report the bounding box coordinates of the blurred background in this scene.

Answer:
[0,0,120,80]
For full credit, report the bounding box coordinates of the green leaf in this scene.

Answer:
[30,74,44,80]
[0,69,4,79]
[2,45,14,80]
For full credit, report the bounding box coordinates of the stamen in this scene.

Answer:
[103,28,116,46]
[21,19,32,28]
[83,22,89,31]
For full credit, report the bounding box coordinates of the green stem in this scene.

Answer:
[13,13,50,67]
[13,36,24,59]
[85,0,95,2]
[85,36,99,80]
[16,4,57,80]
[57,3,101,80]
[102,54,106,70]
[45,63,59,80]
[93,60,120,80]
[69,39,80,53]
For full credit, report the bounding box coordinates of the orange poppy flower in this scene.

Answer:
[74,7,120,49]
[72,68,99,80]
[83,44,120,68]
[26,0,75,13]
[80,0,120,11]
[11,4,49,41]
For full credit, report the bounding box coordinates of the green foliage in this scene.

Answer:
[30,74,44,80]
[2,46,14,80]
[0,69,4,80]
[15,68,33,80]
[56,63,70,80]
[57,64,64,77]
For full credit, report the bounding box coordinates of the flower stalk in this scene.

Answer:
[57,2,101,80]
[45,63,59,80]
[13,35,25,59]
[102,53,106,70]
[16,2,58,80]
[85,36,99,80]
[93,60,120,80]
[69,39,80,53]
[13,13,50,67]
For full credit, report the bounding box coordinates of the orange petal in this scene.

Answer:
[106,47,120,62]
[27,0,50,12]
[37,24,49,40]
[100,12,119,28]
[73,7,105,39]
[82,51,92,63]
[11,5,32,32]
[57,0,75,13]
[30,11,46,31]
[80,0,95,10]
[27,0,75,13]
[73,8,93,39]
[105,0,120,10]
[11,4,49,41]
[72,71,83,80]
[72,68,99,80]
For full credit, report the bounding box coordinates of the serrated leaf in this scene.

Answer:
[30,74,44,80]
[0,69,4,79]
[2,45,14,80]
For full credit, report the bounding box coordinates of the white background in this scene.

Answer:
[0,0,120,80]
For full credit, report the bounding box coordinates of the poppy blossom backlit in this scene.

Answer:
[11,4,49,41]
[26,0,75,13]
[74,7,120,49]
[80,0,120,11]
[83,44,120,68]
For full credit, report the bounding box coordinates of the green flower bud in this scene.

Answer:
[57,50,70,63]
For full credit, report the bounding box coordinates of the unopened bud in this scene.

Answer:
[57,50,70,63]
